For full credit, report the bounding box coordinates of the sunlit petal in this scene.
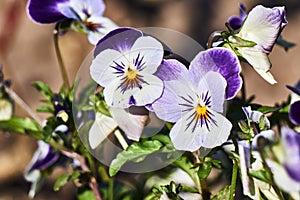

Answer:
[89,112,118,149]
[238,5,286,52]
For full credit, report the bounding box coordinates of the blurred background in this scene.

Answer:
[0,0,299,199]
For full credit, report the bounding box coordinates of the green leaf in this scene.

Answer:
[33,81,53,100]
[198,162,212,179]
[109,140,163,176]
[36,106,54,113]
[53,171,81,191]
[77,190,96,200]
[53,174,69,192]
[173,156,200,190]
[0,117,42,138]
[249,170,272,184]
[211,185,231,200]
[257,106,280,114]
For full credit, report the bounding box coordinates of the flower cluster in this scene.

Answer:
[1,1,299,200]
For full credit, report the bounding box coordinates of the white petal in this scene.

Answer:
[104,73,163,108]
[238,5,285,52]
[130,36,164,74]
[170,110,232,151]
[237,47,277,84]
[267,159,300,192]
[90,49,123,86]
[110,107,148,141]
[89,112,118,149]
[197,71,227,112]
[87,17,118,45]
[170,114,202,152]
[152,78,195,123]
[200,111,232,148]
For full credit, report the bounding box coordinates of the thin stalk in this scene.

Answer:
[207,31,222,49]
[240,74,246,102]
[53,23,70,89]
[6,87,43,125]
[114,129,128,149]
[229,159,238,200]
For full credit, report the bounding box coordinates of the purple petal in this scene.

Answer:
[28,141,59,172]
[155,59,188,81]
[189,47,242,99]
[281,126,300,182]
[286,82,300,96]
[227,3,247,31]
[289,101,300,126]
[27,0,68,23]
[94,27,143,57]
[228,16,244,31]
[285,163,300,183]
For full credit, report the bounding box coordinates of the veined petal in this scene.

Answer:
[197,71,227,113]
[87,17,118,45]
[104,73,163,108]
[27,0,68,23]
[155,59,189,82]
[152,63,194,122]
[94,28,143,56]
[110,106,149,141]
[189,48,242,99]
[170,109,231,151]
[89,112,118,149]
[90,48,123,86]
[130,36,164,74]
[238,5,287,52]
[198,110,232,148]
[57,0,105,20]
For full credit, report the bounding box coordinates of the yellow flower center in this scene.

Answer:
[127,68,138,79]
[196,104,208,119]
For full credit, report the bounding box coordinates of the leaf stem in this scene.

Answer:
[5,87,43,126]
[53,23,70,90]
[229,159,238,200]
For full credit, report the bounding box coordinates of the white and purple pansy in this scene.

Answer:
[267,126,300,193]
[152,48,241,151]
[24,141,59,198]
[27,0,117,44]
[230,5,287,84]
[90,28,165,108]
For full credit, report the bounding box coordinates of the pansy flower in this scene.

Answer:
[286,82,300,126]
[90,28,164,108]
[24,141,59,198]
[228,5,287,84]
[267,126,300,194]
[152,48,241,151]
[27,0,117,44]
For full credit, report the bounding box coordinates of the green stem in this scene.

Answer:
[207,31,222,49]
[53,23,70,89]
[229,159,238,200]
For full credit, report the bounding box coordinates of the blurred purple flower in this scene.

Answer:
[267,126,300,193]
[27,0,117,44]
[24,141,59,198]
[227,3,247,31]
[90,28,165,108]
[286,82,300,126]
